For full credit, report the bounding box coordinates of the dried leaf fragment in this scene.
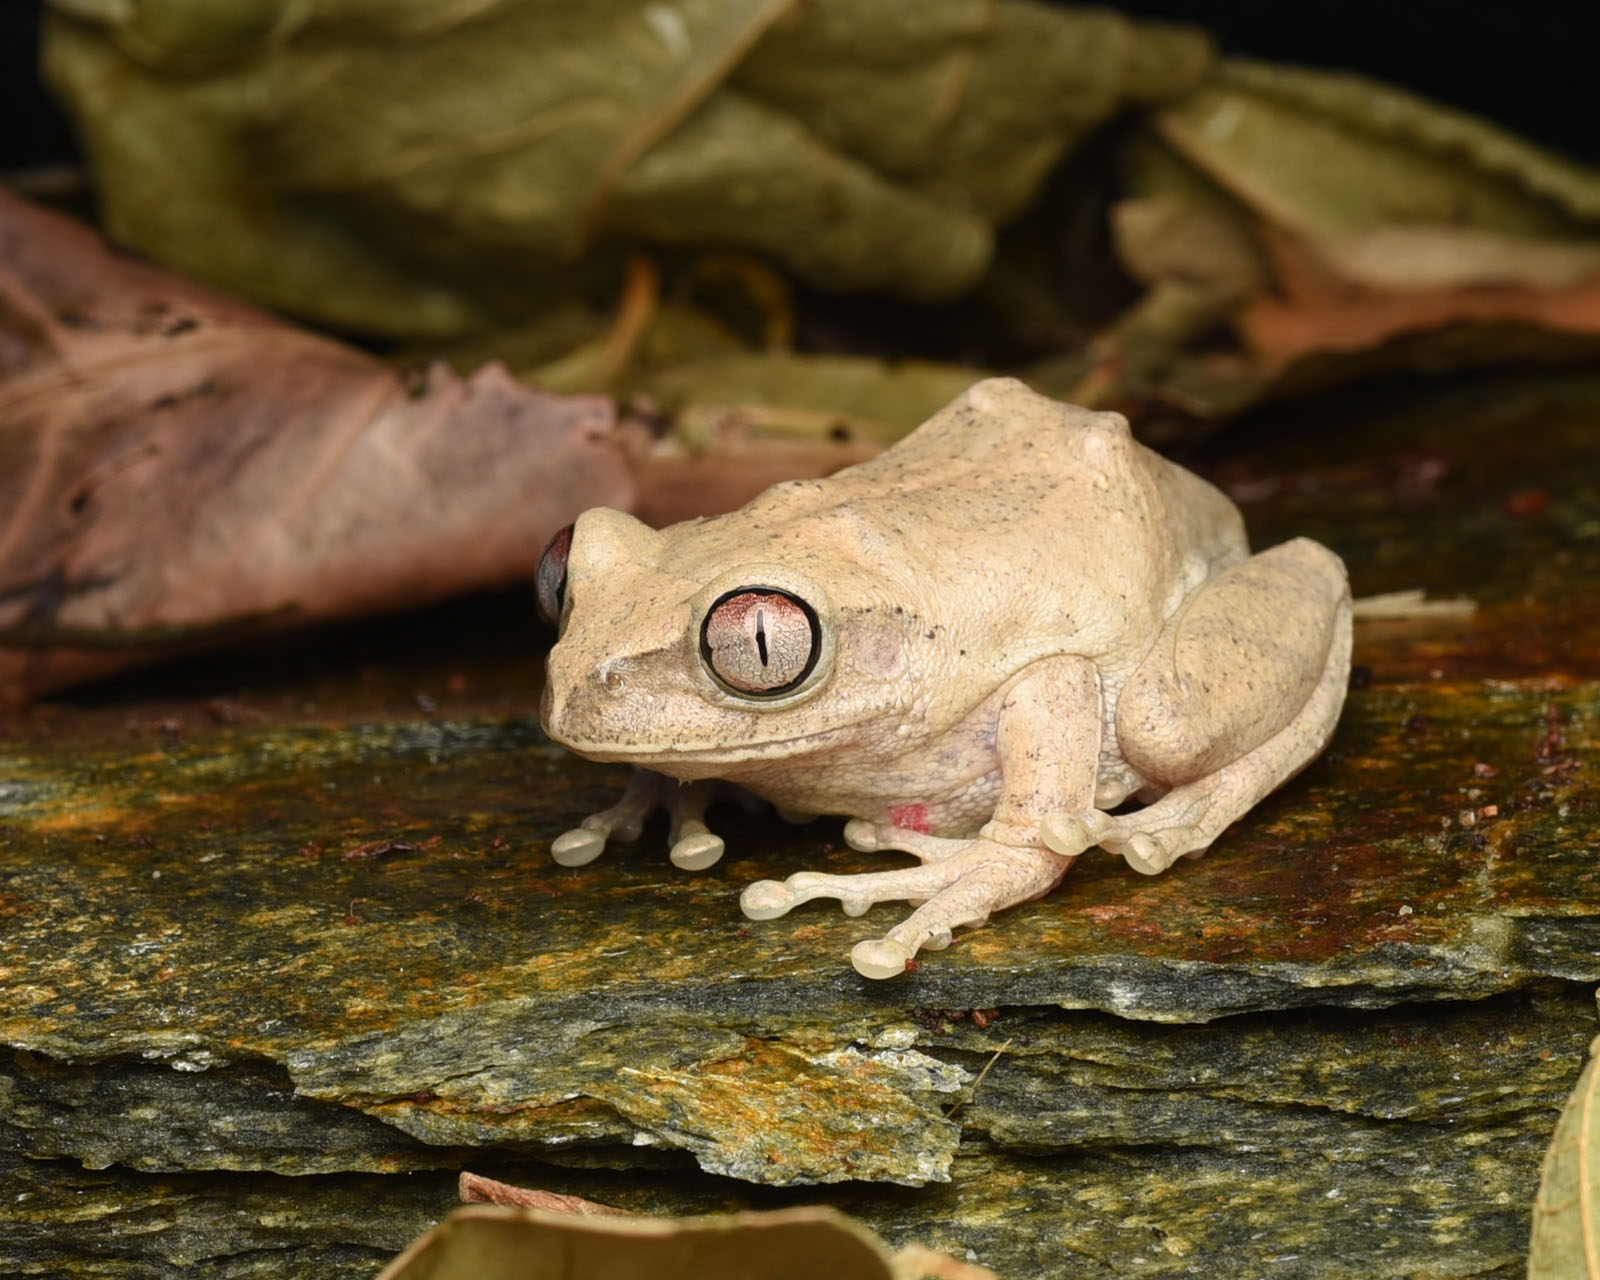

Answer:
[1528,1030,1600,1280]
[457,1173,628,1217]
[1074,59,1600,414]
[378,1201,996,1280]
[0,188,629,701]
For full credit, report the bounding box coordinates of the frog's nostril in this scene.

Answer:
[594,660,627,695]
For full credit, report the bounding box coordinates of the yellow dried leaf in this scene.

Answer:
[1528,1030,1600,1280]
[376,1204,997,1280]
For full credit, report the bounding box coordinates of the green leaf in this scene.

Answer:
[634,352,987,445]
[41,0,1210,337]
[1151,60,1600,243]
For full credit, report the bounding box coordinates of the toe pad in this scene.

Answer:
[740,880,793,920]
[551,827,606,867]
[670,831,725,871]
[852,938,914,980]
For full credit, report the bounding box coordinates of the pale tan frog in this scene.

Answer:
[538,379,1350,979]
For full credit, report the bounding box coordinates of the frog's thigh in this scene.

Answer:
[1117,538,1349,787]
[1066,593,1351,876]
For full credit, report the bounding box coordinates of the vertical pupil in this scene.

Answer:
[700,587,821,696]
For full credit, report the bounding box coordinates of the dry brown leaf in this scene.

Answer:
[457,1172,629,1217]
[377,1205,902,1280]
[374,1179,1000,1280]
[0,190,888,701]
[620,416,881,531]
[1237,224,1600,364]
[1068,60,1600,416]
[0,188,630,702]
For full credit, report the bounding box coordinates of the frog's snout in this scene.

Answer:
[537,676,556,729]
[540,643,641,751]
[539,643,583,746]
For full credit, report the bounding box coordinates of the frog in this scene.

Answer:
[537,378,1351,979]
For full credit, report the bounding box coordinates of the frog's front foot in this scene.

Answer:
[551,770,726,871]
[740,837,1074,979]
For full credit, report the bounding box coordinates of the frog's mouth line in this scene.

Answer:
[549,719,879,766]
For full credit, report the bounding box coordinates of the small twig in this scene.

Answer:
[342,839,420,861]
[1351,589,1475,620]
[341,834,439,861]
[945,1037,1014,1119]
[527,253,658,391]
[0,165,90,200]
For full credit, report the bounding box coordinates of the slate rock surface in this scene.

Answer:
[3,370,1598,1277]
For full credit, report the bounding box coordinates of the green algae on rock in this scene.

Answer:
[1,1089,1575,1280]
[0,675,1596,1193]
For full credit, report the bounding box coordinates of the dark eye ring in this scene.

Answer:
[699,587,821,697]
[536,523,573,625]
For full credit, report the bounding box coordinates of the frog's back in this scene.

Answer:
[747,379,1248,665]
[839,377,1238,553]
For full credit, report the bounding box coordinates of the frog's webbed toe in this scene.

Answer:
[1103,811,1215,876]
[843,818,970,863]
[550,823,614,867]
[740,839,1073,979]
[551,770,726,870]
[666,815,725,871]
[1042,792,1218,876]
[550,803,645,868]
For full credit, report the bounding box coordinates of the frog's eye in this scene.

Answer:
[700,588,821,697]
[536,523,573,625]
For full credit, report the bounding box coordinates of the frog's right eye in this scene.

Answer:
[700,587,821,697]
[536,523,573,625]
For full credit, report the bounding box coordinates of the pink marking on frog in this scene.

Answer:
[890,803,933,834]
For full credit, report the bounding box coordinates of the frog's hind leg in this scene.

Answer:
[740,841,1073,977]
[1046,538,1351,874]
[1043,647,1342,874]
